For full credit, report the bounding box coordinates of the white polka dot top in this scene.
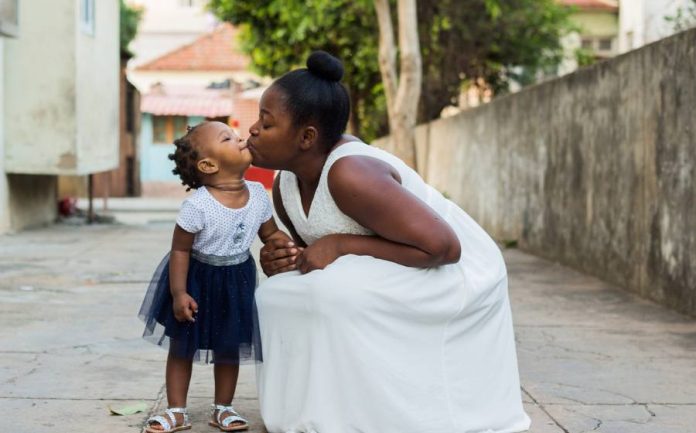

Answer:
[176,181,273,256]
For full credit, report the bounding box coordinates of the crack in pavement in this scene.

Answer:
[522,386,571,433]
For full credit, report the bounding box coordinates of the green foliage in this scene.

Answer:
[120,0,143,57]
[208,0,387,141]
[208,0,573,139]
[665,0,696,32]
[575,48,595,67]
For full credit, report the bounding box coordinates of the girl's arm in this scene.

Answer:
[169,225,198,322]
[295,156,461,273]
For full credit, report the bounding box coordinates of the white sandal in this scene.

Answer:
[144,407,191,433]
[208,404,249,432]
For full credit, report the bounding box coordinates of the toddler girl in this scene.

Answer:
[138,121,291,432]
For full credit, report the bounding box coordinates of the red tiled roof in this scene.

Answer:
[141,85,261,127]
[141,86,234,117]
[561,0,619,11]
[136,23,250,72]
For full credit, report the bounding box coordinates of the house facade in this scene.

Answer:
[126,0,216,70]
[1,0,119,233]
[618,0,693,53]
[132,24,272,195]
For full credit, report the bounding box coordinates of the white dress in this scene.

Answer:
[255,142,530,433]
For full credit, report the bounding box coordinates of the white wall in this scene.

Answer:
[75,0,120,174]
[126,0,217,68]
[4,0,119,175]
[0,39,9,232]
[619,0,689,52]
[3,0,77,174]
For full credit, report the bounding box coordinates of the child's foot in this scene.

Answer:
[144,407,191,433]
[209,404,249,431]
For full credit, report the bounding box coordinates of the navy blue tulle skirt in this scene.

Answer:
[138,250,262,364]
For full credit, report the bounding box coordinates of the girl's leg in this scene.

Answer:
[212,363,246,427]
[148,352,193,431]
[166,351,193,407]
[213,363,239,404]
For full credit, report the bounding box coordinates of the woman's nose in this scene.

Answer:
[249,123,259,136]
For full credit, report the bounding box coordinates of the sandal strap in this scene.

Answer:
[147,407,188,431]
[166,407,189,426]
[167,407,187,414]
[211,404,247,426]
[147,415,171,431]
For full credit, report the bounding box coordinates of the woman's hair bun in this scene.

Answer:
[306,51,344,82]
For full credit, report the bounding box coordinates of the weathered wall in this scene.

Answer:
[0,39,9,232]
[3,0,77,174]
[376,29,696,316]
[75,0,120,174]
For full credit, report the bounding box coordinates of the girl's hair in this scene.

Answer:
[168,124,204,191]
[273,51,350,151]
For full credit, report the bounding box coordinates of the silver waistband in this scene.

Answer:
[191,250,250,266]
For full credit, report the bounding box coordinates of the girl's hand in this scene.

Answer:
[260,237,303,276]
[172,293,198,322]
[296,235,343,274]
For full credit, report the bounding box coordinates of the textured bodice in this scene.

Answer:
[279,141,452,246]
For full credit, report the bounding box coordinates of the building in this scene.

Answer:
[568,0,621,59]
[1,0,119,233]
[618,0,693,53]
[129,23,263,93]
[133,24,272,195]
[126,0,217,70]
[555,0,620,75]
[58,54,143,199]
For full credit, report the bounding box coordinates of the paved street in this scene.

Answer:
[1,211,695,432]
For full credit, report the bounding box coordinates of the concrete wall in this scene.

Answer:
[75,0,120,174]
[3,0,77,174]
[4,0,119,175]
[0,39,8,232]
[376,29,696,316]
[1,28,57,232]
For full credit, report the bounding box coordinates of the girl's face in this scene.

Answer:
[246,86,304,170]
[195,121,252,174]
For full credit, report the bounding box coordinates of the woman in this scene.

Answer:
[247,51,530,433]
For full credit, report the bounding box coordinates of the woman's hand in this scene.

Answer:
[296,235,343,274]
[260,237,303,276]
[172,293,198,323]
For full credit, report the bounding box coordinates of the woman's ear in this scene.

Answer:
[197,158,219,175]
[299,126,318,151]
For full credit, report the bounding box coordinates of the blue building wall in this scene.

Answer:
[140,114,205,182]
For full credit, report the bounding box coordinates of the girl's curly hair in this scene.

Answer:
[168,124,204,191]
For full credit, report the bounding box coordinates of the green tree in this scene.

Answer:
[666,0,696,32]
[121,0,143,57]
[208,0,573,140]
[209,0,388,141]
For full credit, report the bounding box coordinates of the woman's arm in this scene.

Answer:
[295,156,461,273]
[169,225,198,322]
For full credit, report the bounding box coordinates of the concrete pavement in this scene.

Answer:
[0,215,695,432]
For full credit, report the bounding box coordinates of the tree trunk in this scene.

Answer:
[374,0,422,169]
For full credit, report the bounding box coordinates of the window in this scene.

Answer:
[152,116,189,144]
[179,0,195,7]
[80,0,95,36]
[581,39,593,50]
[0,0,19,37]
[598,38,613,51]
